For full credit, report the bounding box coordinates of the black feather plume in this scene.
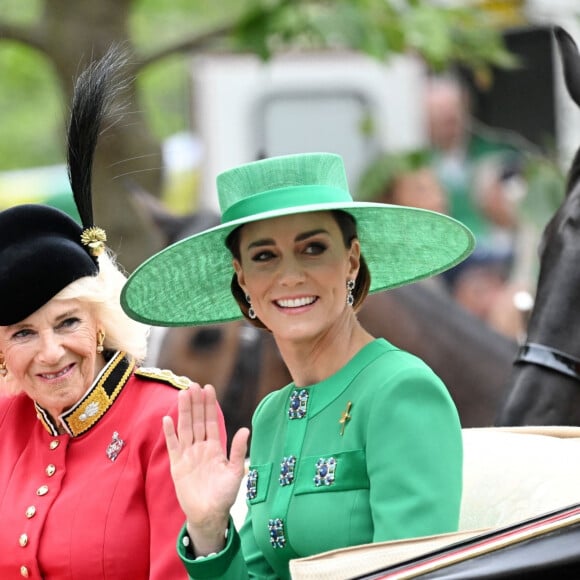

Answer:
[66,46,130,229]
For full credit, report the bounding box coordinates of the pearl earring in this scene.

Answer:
[96,330,106,354]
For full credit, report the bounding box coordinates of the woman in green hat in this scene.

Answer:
[122,151,475,580]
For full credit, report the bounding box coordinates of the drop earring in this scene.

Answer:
[0,355,6,378]
[245,294,257,319]
[96,330,105,354]
[346,279,355,306]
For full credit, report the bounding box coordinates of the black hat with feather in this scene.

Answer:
[0,48,125,326]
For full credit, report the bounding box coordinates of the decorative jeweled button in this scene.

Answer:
[268,518,286,548]
[25,506,36,519]
[314,457,337,487]
[20,565,29,577]
[246,469,258,500]
[19,534,28,547]
[49,440,60,450]
[288,389,309,419]
[279,456,296,486]
[46,464,56,477]
[36,485,49,496]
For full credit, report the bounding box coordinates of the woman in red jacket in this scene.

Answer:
[0,48,226,580]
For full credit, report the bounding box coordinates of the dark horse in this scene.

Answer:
[133,188,518,443]
[496,27,580,426]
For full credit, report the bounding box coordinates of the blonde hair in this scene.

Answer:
[56,251,150,362]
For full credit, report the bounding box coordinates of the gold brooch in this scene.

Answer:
[339,401,352,436]
[81,226,107,256]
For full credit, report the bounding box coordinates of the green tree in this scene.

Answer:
[0,0,514,269]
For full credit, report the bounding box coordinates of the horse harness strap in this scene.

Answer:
[516,342,580,381]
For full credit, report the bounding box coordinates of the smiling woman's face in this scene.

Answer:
[0,297,102,420]
[233,211,360,344]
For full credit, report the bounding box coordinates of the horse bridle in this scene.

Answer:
[516,342,580,381]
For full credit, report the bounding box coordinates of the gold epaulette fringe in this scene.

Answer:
[135,367,192,390]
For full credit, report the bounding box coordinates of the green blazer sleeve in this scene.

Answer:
[177,518,251,579]
[365,363,463,540]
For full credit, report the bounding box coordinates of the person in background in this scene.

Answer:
[356,148,448,215]
[355,148,526,338]
[424,73,523,253]
[355,148,450,294]
[0,49,225,580]
[122,151,475,579]
[424,76,533,338]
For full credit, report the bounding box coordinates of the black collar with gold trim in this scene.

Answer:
[35,351,135,437]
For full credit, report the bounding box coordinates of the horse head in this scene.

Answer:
[496,26,580,425]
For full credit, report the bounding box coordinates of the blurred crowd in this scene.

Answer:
[357,73,565,342]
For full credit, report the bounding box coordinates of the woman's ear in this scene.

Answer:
[233,259,246,294]
[348,239,361,280]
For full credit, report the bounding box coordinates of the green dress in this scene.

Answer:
[178,338,463,579]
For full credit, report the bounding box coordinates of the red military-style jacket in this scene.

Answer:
[0,351,218,580]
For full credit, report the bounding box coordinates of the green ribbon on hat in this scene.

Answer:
[221,185,352,223]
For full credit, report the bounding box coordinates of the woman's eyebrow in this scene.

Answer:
[54,309,81,322]
[295,228,328,242]
[247,238,275,250]
[247,228,329,250]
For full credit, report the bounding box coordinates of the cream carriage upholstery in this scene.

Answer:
[459,426,580,530]
[230,426,580,579]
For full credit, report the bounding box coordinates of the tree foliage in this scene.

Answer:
[0,0,515,269]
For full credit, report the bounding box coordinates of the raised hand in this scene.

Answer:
[163,383,250,556]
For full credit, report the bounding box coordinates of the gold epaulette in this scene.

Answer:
[135,367,192,390]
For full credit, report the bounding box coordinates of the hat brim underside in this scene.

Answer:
[121,203,474,327]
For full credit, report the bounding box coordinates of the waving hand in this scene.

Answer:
[163,384,250,556]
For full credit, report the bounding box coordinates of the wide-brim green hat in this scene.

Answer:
[121,152,474,326]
